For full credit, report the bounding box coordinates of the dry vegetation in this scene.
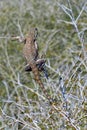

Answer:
[0,0,87,130]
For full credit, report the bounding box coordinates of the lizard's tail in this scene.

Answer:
[30,62,51,101]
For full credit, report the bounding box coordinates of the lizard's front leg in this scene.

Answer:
[11,36,26,43]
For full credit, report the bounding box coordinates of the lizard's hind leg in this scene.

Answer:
[25,59,46,71]
[25,64,32,71]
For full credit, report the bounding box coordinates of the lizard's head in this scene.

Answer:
[28,28,38,41]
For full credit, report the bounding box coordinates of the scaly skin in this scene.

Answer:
[23,28,51,101]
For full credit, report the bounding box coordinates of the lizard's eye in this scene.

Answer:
[34,28,38,38]
[24,39,26,44]
[33,39,36,42]
[35,28,38,31]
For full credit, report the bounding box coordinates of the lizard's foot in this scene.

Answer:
[35,59,48,79]
[36,59,46,71]
[25,64,32,71]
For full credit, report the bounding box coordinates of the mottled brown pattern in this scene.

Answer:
[23,28,38,63]
[23,28,51,101]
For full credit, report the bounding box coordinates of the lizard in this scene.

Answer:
[12,28,52,102]
[23,28,51,102]
[11,28,47,74]
[23,28,48,79]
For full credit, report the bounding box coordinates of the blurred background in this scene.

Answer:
[0,0,87,129]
